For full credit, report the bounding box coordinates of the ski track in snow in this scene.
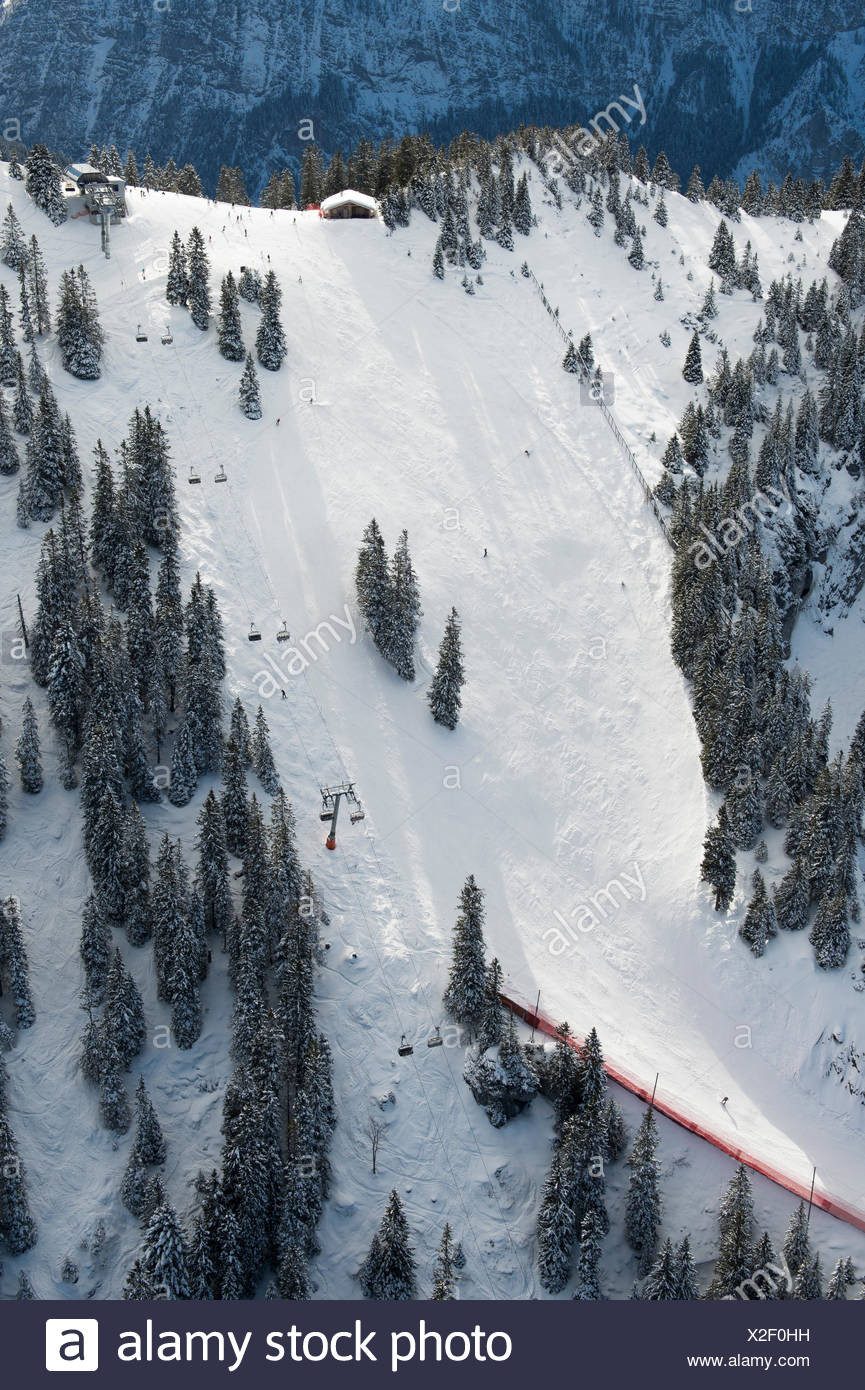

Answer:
[1,168,865,1299]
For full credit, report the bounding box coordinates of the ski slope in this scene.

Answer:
[2,164,865,1298]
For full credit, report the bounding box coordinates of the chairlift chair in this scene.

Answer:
[135,324,148,342]
[214,466,227,483]
[276,620,291,642]
[247,623,262,642]
[349,802,365,825]
[161,325,173,345]
[398,1035,414,1057]
[427,1026,443,1048]
[188,467,201,484]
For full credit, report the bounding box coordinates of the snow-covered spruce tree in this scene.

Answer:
[431,1222,457,1300]
[625,1107,661,1275]
[739,871,777,958]
[0,896,35,1029]
[432,239,445,280]
[826,1258,849,1300]
[56,266,104,379]
[682,331,703,384]
[442,873,487,1035]
[79,893,112,1002]
[793,1254,823,1300]
[1,204,27,271]
[360,1190,417,1299]
[700,805,736,910]
[0,1110,37,1253]
[675,1234,699,1299]
[250,705,279,793]
[428,607,465,730]
[642,1238,680,1300]
[782,1201,811,1283]
[221,737,249,858]
[545,1022,581,1130]
[120,1145,151,1220]
[628,229,645,270]
[103,949,146,1067]
[15,697,42,793]
[186,227,211,330]
[706,1164,755,1299]
[276,1242,311,1300]
[25,143,67,225]
[195,790,233,937]
[98,1033,131,1133]
[166,230,188,307]
[13,353,33,436]
[133,1074,167,1166]
[256,271,287,370]
[708,220,737,281]
[143,1200,191,1299]
[168,716,198,806]
[355,518,391,654]
[27,235,51,334]
[536,1130,578,1292]
[0,284,16,385]
[809,885,849,969]
[573,1208,604,1300]
[385,529,422,680]
[217,272,245,361]
[464,1008,537,1126]
[563,341,580,374]
[513,173,533,235]
[653,191,668,227]
[229,698,253,766]
[239,352,262,419]
[123,803,153,947]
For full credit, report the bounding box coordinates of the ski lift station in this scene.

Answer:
[63,164,128,221]
[319,189,378,220]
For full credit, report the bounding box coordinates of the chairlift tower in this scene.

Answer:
[319,782,365,850]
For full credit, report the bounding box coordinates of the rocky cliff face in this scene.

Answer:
[1,0,863,190]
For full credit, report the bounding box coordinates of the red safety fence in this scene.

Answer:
[501,992,865,1235]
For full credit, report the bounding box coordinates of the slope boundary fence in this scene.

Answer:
[501,991,865,1236]
[525,266,674,550]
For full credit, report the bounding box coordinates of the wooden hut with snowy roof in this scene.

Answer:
[320,190,378,220]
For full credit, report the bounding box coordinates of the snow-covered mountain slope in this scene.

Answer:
[2,163,865,1299]
[1,0,864,189]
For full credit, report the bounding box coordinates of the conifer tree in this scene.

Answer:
[739,872,777,957]
[625,1108,661,1274]
[186,227,211,330]
[168,716,199,806]
[707,1165,756,1299]
[442,874,487,1034]
[536,1129,578,1292]
[98,1033,131,1133]
[682,331,704,383]
[103,949,146,1066]
[79,893,112,1003]
[360,1190,417,1299]
[217,272,244,361]
[25,144,66,224]
[385,529,422,680]
[276,1242,311,1299]
[428,608,465,730]
[239,352,262,419]
[256,271,287,371]
[230,698,253,766]
[221,737,249,858]
[0,1111,37,1252]
[700,805,736,910]
[0,896,35,1029]
[133,1075,167,1166]
[15,697,42,792]
[782,1201,811,1281]
[573,1209,604,1300]
[675,1234,699,1299]
[143,1200,190,1299]
[356,519,392,653]
[56,265,103,379]
[166,231,188,306]
[250,706,279,794]
[431,1222,457,1299]
[195,790,233,937]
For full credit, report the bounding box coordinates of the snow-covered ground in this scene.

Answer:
[1,163,864,1299]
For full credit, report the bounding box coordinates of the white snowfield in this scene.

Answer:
[1,161,864,1299]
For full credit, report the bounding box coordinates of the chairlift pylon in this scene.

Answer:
[398,1035,414,1057]
[135,323,148,342]
[276,620,291,642]
[248,622,262,642]
[427,1026,443,1048]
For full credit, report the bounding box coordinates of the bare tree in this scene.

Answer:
[366,1116,386,1175]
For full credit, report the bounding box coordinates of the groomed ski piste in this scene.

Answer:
[2,158,865,1298]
